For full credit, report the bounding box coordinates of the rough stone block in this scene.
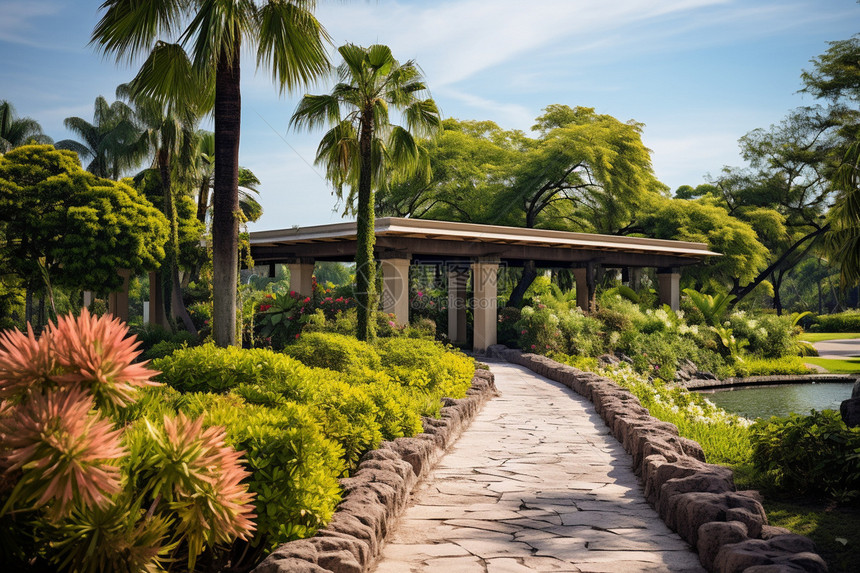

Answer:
[697,520,748,570]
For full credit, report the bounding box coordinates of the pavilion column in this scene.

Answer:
[108,268,131,322]
[572,265,596,312]
[148,271,168,327]
[628,267,643,291]
[381,257,411,326]
[288,259,315,297]
[472,259,499,353]
[447,265,468,344]
[657,267,681,311]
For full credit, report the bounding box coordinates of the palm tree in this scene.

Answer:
[0,101,53,152]
[119,83,200,334]
[91,0,330,347]
[192,131,263,225]
[291,43,441,340]
[55,96,142,179]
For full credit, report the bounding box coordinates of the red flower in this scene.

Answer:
[259,304,272,312]
[303,297,311,304]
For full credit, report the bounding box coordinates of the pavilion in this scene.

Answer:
[248,218,720,352]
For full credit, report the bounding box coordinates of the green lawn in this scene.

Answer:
[800,332,860,343]
[803,357,860,374]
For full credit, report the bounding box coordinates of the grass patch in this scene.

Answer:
[800,332,860,343]
[804,357,860,374]
[763,498,860,573]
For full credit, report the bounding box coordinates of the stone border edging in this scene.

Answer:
[683,374,857,391]
[488,345,828,573]
[253,369,498,573]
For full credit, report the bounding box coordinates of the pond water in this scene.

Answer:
[699,383,855,420]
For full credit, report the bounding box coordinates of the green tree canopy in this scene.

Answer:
[382,106,663,234]
[637,195,769,292]
[0,145,168,297]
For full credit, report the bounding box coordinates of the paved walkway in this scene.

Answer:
[812,338,860,360]
[372,361,705,573]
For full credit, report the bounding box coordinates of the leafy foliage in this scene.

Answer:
[0,145,168,299]
[0,311,255,571]
[750,410,860,499]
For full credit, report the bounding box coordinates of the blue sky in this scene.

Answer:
[1,0,857,231]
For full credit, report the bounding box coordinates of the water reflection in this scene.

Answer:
[700,383,854,420]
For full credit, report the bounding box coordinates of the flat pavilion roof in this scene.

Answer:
[250,217,720,269]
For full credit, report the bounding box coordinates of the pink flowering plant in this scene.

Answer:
[256,291,314,347]
[0,310,255,572]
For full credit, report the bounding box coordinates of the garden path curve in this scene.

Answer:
[371,360,705,573]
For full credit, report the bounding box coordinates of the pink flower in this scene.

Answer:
[521,329,527,335]
[1,387,124,517]
[388,321,396,327]
[417,291,424,297]
[289,291,296,297]
[303,297,311,304]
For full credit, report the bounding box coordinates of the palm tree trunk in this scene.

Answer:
[355,108,376,341]
[212,42,241,347]
[196,178,210,224]
[160,154,197,336]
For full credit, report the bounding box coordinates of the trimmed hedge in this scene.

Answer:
[810,310,860,333]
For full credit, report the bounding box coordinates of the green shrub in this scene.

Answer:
[177,394,345,549]
[732,356,812,377]
[516,305,565,354]
[810,310,860,333]
[375,337,474,400]
[143,339,184,360]
[750,410,860,499]
[153,344,318,402]
[730,312,797,358]
[284,331,381,372]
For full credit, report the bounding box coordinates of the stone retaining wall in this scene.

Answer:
[253,369,498,573]
[491,346,828,573]
[684,373,857,391]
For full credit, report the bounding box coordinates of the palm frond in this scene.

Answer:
[257,0,331,93]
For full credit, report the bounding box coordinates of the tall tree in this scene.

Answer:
[827,142,860,286]
[119,84,202,334]
[0,101,53,152]
[0,145,168,313]
[91,0,330,347]
[706,107,841,311]
[55,96,142,179]
[291,43,441,340]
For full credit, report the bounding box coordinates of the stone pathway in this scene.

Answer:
[372,361,705,573]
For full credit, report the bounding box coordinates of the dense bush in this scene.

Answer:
[750,410,860,499]
[175,394,345,550]
[729,312,798,358]
[810,310,860,332]
[283,331,382,372]
[375,337,475,400]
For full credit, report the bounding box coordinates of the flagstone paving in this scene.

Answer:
[371,360,705,573]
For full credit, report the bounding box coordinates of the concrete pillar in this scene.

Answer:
[380,257,411,326]
[472,260,499,353]
[108,268,131,322]
[148,271,168,328]
[288,260,315,297]
[657,268,681,311]
[447,265,468,344]
[572,266,595,312]
[82,290,93,310]
[628,267,643,291]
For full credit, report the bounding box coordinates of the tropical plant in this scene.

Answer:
[0,310,255,571]
[290,43,441,340]
[92,0,331,347]
[55,96,142,179]
[683,288,736,326]
[0,100,53,152]
[257,291,313,346]
[120,84,203,334]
